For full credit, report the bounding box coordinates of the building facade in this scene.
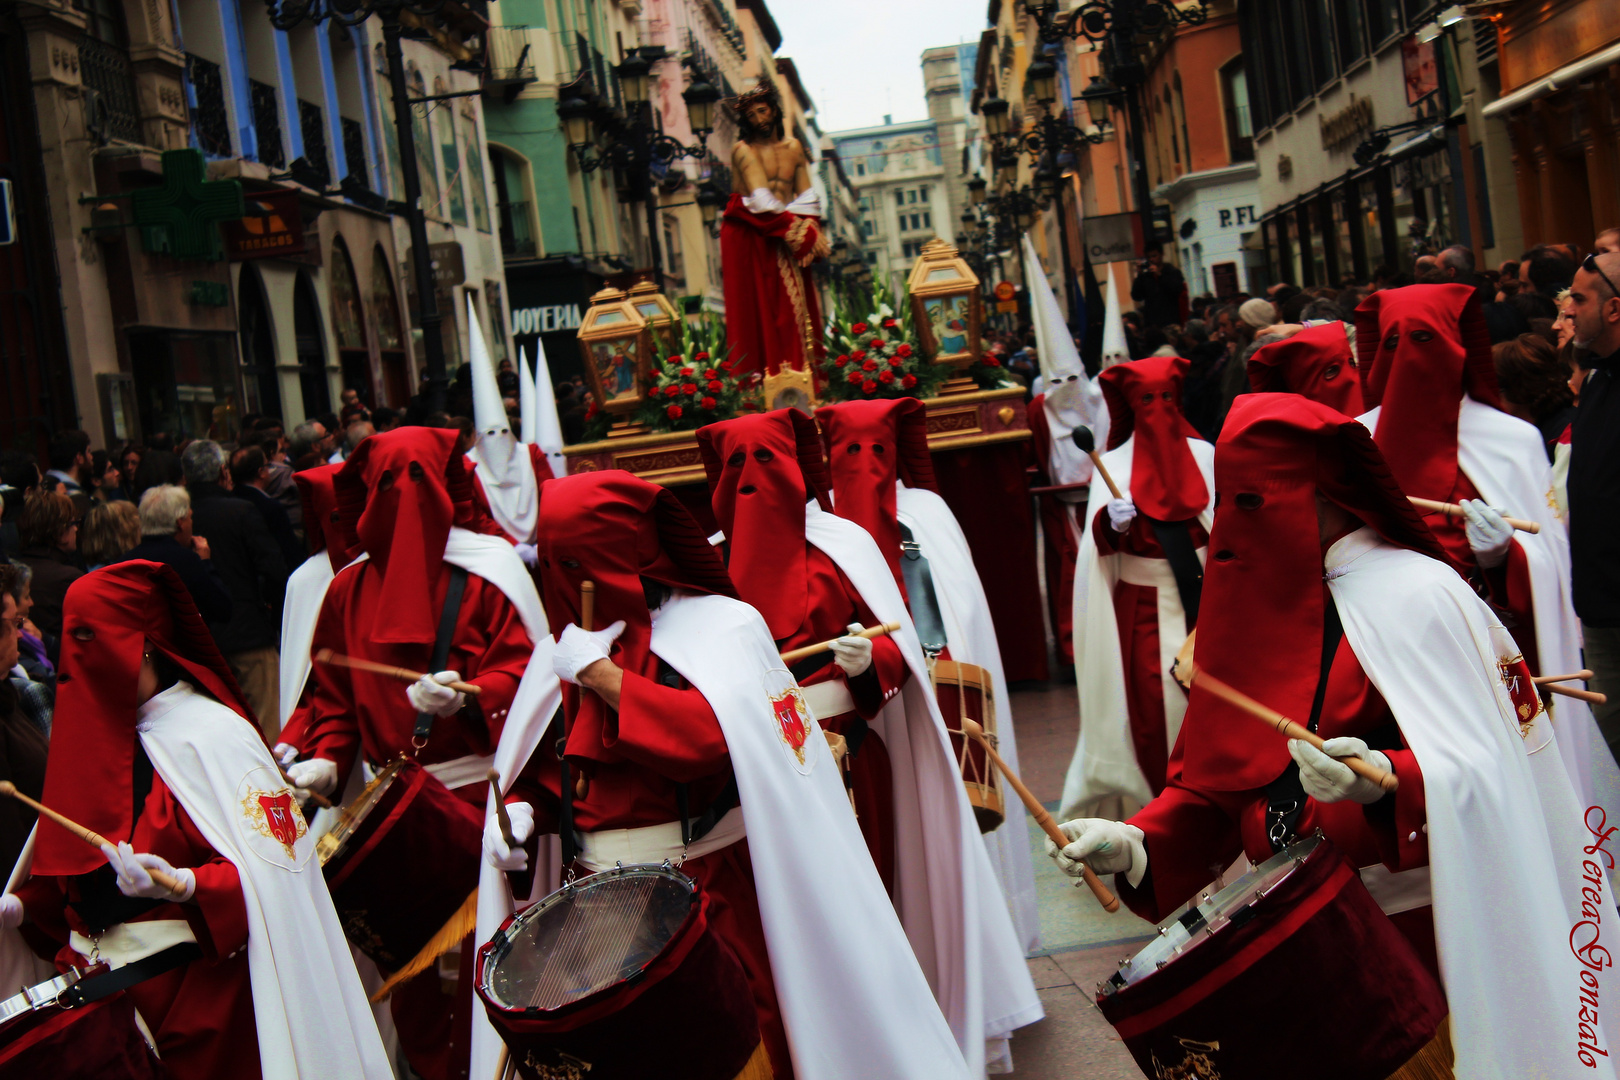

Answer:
[828,117,944,296]
[921,42,978,248]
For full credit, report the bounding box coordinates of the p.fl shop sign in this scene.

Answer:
[511,304,583,335]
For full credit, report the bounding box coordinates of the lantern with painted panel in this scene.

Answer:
[627,281,683,359]
[578,287,655,429]
[907,239,983,382]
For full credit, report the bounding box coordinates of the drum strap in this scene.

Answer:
[1263,599,1343,852]
[57,942,203,1007]
[899,524,948,657]
[412,565,470,747]
[1144,517,1203,631]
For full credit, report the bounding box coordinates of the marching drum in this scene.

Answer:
[476,863,770,1080]
[0,970,165,1079]
[319,755,484,972]
[1097,835,1451,1080]
[933,659,1005,833]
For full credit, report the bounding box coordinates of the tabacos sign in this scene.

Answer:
[511,304,583,334]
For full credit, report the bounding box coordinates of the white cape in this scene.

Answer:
[136,682,394,1079]
[656,591,975,1080]
[1326,529,1619,1080]
[1060,434,1214,820]
[1361,398,1620,814]
[805,505,1043,1074]
[278,552,337,729]
[896,482,1042,953]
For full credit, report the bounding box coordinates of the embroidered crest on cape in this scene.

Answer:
[1151,1037,1221,1079]
[235,766,313,870]
[762,667,817,775]
[1497,653,1547,743]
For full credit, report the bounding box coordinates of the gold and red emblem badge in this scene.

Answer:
[1497,653,1545,739]
[771,689,811,766]
[241,786,309,861]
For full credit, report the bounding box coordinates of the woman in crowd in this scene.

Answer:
[15,490,82,644]
[81,499,142,570]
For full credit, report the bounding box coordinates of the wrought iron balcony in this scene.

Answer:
[250,80,285,168]
[298,99,331,186]
[79,39,142,145]
[186,54,232,156]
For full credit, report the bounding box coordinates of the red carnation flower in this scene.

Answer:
[701,396,717,409]
[679,366,694,377]
[720,359,735,371]
[984,356,1001,367]
[666,404,683,419]
[682,383,696,396]
[663,384,679,398]
[887,355,903,367]
[693,351,710,362]
[862,359,878,372]
[852,322,868,334]
[861,379,878,394]
[704,369,719,380]
[707,380,724,393]
[879,370,895,384]
[896,343,912,357]
[882,318,898,329]
[847,370,864,384]
[901,374,917,389]
[667,355,684,365]
[870,339,885,350]
[585,399,599,418]
[835,355,850,367]
[852,349,867,361]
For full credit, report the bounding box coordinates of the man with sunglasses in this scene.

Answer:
[1567,251,1620,763]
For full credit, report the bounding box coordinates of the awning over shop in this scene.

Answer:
[1481,41,1620,120]
[1384,125,1446,163]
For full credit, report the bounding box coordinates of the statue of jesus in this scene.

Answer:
[720,82,830,388]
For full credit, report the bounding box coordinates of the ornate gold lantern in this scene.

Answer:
[627,280,683,359]
[577,287,655,432]
[907,239,984,384]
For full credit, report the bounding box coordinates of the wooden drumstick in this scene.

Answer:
[0,781,186,894]
[313,649,483,697]
[487,769,516,848]
[1544,683,1607,705]
[280,766,333,809]
[580,580,596,633]
[958,718,1121,913]
[1071,426,1123,500]
[1534,670,1595,685]
[778,622,904,666]
[1407,496,1540,535]
[1186,667,1399,793]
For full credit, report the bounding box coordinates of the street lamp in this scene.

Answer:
[967,175,987,206]
[980,96,1011,140]
[557,95,593,151]
[682,76,721,138]
[1080,74,1120,127]
[616,51,652,106]
[1025,59,1058,106]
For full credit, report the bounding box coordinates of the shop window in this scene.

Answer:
[294,272,332,418]
[130,330,242,442]
[330,237,373,408]
[237,267,282,419]
[372,245,409,407]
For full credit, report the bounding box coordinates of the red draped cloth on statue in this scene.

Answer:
[720,194,826,378]
[1028,395,1083,667]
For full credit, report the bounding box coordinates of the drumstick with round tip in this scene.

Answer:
[1543,683,1607,705]
[580,580,595,633]
[0,781,186,894]
[1534,670,1595,685]
[779,622,904,666]
[957,718,1121,913]
[313,649,483,696]
[1071,426,1123,500]
[1407,496,1540,535]
[487,769,516,848]
[279,766,332,809]
[1185,666,1399,793]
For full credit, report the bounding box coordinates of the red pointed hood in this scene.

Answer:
[1246,323,1365,416]
[33,562,257,878]
[335,427,480,645]
[1353,284,1502,502]
[816,398,937,586]
[697,409,831,640]
[294,463,359,572]
[1098,355,1206,521]
[1181,393,1450,793]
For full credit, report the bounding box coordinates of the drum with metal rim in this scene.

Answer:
[933,658,1005,833]
[476,863,771,1080]
[1097,834,1452,1080]
[0,970,164,1079]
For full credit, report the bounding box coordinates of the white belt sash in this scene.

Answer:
[575,807,746,873]
[424,753,497,791]
[70,919,199,969]
[798,679,856,722]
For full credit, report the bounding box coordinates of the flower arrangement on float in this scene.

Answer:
[821,280,1009,402]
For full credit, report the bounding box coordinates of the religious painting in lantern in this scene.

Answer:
[906,239,983,371]
[577,288,654,418]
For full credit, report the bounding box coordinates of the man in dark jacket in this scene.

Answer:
[1129,246,1187,329]
[180,440,287,738]
[126,484,232,624]
[229,445,304,575]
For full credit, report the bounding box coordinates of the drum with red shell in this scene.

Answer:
[0,972,165,1079]
[933,658,1005,834]
[476,863,770,1080]
[318,755,484,972]
[1096,835,1451,1080]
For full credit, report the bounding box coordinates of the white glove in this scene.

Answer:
[1459,499,1513,569]
[514,543,539,568]
[101,841,196,902]
[407,670,466,717]
[1289,737,1392,805]
[743,187,786,215]
[272,742,299,769]
[0,894,21,931]
[553,621,627,684]
[285,756,339,797]
[1107,497,1138,533]
[483,801,536,872]
[829,623,873,678]
[1046,817,1147,886]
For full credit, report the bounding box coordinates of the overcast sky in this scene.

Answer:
[771,0,987,134]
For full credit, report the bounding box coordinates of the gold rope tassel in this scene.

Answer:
[732,1040,774,1080]
[1385,1017,1454,1080]
[370,888,480,1003]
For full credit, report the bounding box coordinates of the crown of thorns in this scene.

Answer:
[734,83,778,111]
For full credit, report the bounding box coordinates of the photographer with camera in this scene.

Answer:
[1129,245,1187,330]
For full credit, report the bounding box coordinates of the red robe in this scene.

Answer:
[1121,630,1437,976]
[1092,512,1209,796]
[514,650,794,1080]
[1028,396,1083,666]
[17,774,257,1080]
[719,194,826,378]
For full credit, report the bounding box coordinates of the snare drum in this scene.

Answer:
[476,863,770,1080]
[1097,835,1451,1080]
[0,971,164,1079]
[933,659,1005,833]
[319,755,484,972]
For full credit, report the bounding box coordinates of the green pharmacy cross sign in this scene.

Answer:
[133,149,244,261]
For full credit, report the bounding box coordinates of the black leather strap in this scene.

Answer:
[1264,599,1344,851]
[412,565,470,745]
[59,942,203,1006]
[1145,517,1204,631]
[898,523,948,656]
